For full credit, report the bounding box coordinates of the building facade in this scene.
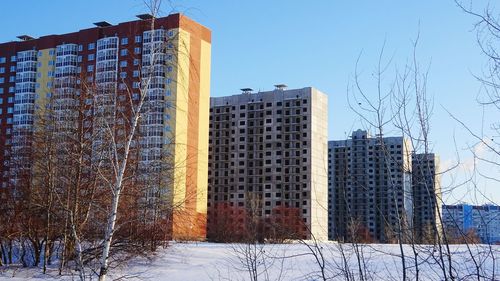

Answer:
[412,153,442,242]
[443,204,500,244]
[0,14,211,240]
[207,86,328,241]
[328,130,413,242]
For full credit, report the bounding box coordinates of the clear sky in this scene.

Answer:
[1,0,498,204]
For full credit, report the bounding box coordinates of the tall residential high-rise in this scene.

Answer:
[412,153,442,242]
[328,129,413,242]
[0,14,211,239]
[207,86,328,241]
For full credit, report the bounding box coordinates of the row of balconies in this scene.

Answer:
[96,54,118,62]
[13,96,35,104]
[55,55,78,66]
[51,103,79,112]
[15,66,37,73]
[53,77,77,87]
[55,44,78,57]
[15,84,36,94]
[143,30,168,43]
[97,37,118,50]
[16,51,37,63]
[13,104,34,115]
[12,119,34,126]
[55,50,78,57]
[54,67,78,78]
[15,61,37,71]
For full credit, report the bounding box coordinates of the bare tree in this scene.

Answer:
[347,42,413,280]
[92,1,171,279]
[453,1,500,197]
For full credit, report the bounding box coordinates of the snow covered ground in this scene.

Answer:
[1,242,499,280]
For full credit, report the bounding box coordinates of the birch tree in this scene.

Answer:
[92,1,186,279]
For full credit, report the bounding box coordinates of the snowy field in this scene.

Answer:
[1,242,499,280]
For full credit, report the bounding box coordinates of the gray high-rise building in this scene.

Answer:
[412,153,441,242]
[328,129,413,242]
[207,86,328,241]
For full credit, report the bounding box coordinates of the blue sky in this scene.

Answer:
[1,0,498,204]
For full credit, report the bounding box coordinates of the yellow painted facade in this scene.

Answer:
[168,22,211,239]
[34,48,55,113]
[196,40,211,215]
[171,28,191,211]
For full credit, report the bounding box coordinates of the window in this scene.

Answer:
[10,66,15,72]
[88,54,95,61]
[0,78,4,84]
[120,61,127,67]
[132,70,139,77]
[0,88,3,94]
[49,49,55,56]
[8,87,14,93]
[120,72,127,79]
[48,60,54,66]
[120,49,128,56]
[7,107,12,114]
[78,44,83,51]
[133,59,139,66]
[77,56,82,62]
[134,47,141,54]
[133,82,140,89]
[38,51,43,57]
[88,43,95,50]
[87,65,94,72]
[134,35,142,43]
[9,76,14,83]
[0,57,5,63]
[10,56,16,62]
[0,67,4,73]
[121,37,128,45]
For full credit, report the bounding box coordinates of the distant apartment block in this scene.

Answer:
[328,130,413,242]
[443,204,500,244]
[207,86,328,241]
[0,14,211,240]
[412,153,442,242]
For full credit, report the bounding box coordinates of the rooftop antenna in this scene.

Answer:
[136,14,154,20]
[93,21,112,27]
[240,88,253,94]
[274,84,287,90]
[17,35,34,41]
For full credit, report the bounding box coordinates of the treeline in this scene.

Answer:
[0,78,173,277]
